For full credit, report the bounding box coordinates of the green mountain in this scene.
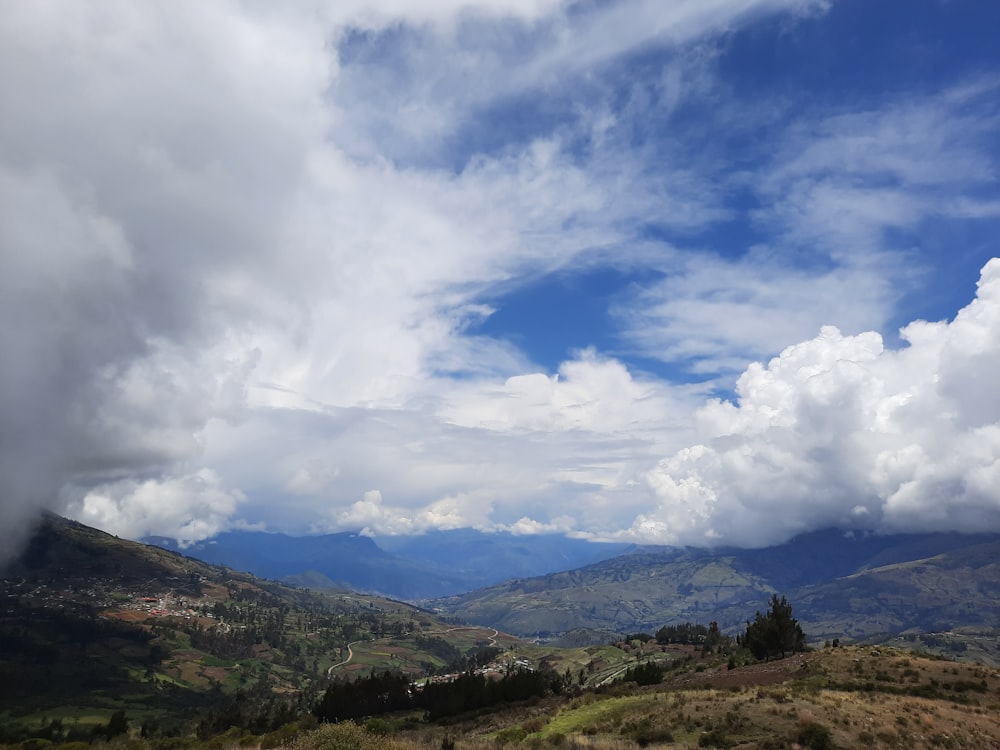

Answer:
[0,514,511,741]
[5,515,1000,750]
[795,539,1000,642]
[428,530,1000,642]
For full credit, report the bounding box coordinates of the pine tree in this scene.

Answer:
[741,595,805,660]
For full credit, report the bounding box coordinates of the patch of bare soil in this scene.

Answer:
[676,654,817,690]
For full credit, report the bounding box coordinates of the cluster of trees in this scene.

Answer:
[641,597,806,665]
[654,622,712,645]
[651,621,729,654]
[195,676,305,739]
[313,666,564,724]
[421,668,562,721]
[619,661,665,686]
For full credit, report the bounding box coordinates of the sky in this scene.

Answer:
[1,0,999,561]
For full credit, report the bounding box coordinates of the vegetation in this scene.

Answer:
[431,533,1000,643]
[6,516,1000,750]
[739,595,806,660]
[617,661,665,686]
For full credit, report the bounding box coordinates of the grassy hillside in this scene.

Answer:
[425,644,1000,750]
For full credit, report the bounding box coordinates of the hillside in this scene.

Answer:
[795,539,1000,642]
[428,530,1000,643]
[0,514,516,741]
[422,643,1000,750]
[5,515,1000,750]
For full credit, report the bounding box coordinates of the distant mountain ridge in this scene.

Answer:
[146,528,628,600]
[427,529,1000,642]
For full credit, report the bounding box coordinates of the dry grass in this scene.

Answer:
[7,647,998,750]
[388,646,1000,750]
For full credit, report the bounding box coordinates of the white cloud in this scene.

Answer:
[1,0,997,554]
[615,80,1000,376]
[65,470,245,546]
[634,259,1000,546]
[617,255,896,375]
[760,80,1000,259]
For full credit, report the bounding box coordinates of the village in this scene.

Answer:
[1,576,216,623]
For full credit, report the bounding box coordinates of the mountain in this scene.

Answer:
[427,529,1000,641]
[146,528,628,599]
[8,514,1000,750]
[375,529,629,585]
[795,538,1000,642]
[147,529,472,599]
[0,514,511,741]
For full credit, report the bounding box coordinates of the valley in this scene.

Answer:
[3,515,1000,749]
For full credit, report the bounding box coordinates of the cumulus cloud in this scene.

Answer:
[64,470,245,547]
[634,259,1000,546]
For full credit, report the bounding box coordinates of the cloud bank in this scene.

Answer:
[638,259,1000,546]
[0,0,998,559]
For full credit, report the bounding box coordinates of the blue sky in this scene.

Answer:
[1,0,999,555]
[458,0,1000,375]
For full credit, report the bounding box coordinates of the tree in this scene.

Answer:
[92,710,129,741]
[740,595,805,660]
[701,621,725,654]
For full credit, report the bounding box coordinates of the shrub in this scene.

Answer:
[624,718,674,747]
[363,719,396,737]
[521,718,545,734]
[796,722,832,750]
[632,726,674,747]
[287,723,398,750]
[698,728,731,748]
[493,728,528,745]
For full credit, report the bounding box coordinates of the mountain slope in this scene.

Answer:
[0,514,510,738]
[794,539,1000,641]
[428,530,1000,639]
[376,529,629,585]
[147,528,628,599]
[147,529,474,598]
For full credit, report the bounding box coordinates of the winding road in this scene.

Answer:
[325,627,501,676]
[438,626,500,647]
[327,639,367,675]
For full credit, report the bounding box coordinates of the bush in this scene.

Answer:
[629,723,674,747]
[494,727,528,745]
[698,728,731,748]
[796,722,833,750]
[260,721,305,749]
[288,723,398,750]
